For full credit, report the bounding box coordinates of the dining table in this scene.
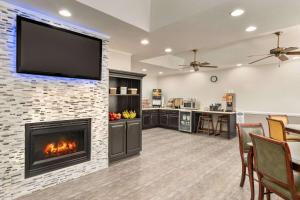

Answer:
[247,141,300,200]
[286,124,300,135]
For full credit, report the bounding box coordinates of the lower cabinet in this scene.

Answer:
[109,121,126,161]
[142,109,179,130]
[168,114,179,129]
[159,114,168,127]
[109,119,142,162]
[127,119,142,155]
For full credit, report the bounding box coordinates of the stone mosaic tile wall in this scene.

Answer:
[0,2,109,199]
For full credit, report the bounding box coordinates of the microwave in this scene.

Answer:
[181,99,196,109]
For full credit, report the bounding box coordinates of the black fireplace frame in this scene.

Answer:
[25,118,91,178]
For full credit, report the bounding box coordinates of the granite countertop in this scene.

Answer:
[142,107,236,114]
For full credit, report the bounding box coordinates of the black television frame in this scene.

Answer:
[16,16,103,80]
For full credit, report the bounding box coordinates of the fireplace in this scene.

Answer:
[25,119,91,178]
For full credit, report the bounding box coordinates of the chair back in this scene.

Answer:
[269,115,289,126]
[237,123,265,166]
[267,118,286,141]
[250,134,296,199]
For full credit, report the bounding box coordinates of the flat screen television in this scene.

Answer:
[16,16,102,80]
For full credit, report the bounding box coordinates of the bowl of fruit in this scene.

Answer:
[122,110,137,119]
[109,112,122,121]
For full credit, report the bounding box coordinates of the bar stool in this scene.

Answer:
[196,114,214,135]
[215,115,229,136]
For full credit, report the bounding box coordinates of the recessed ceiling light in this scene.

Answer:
[140,39,149,45]
[293,56,300,60]
[165,48,172,53]
[189,69,194,72]
[236,63,243,67]
[230,9,245,17]
[158,71,163,75]
[142,68,147,72]
[245,26,257,32]
[59,9,72,17]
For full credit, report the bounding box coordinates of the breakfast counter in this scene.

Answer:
[142,107,236,139]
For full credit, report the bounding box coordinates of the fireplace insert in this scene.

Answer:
[25,119,91,178]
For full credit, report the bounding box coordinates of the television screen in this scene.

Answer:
[17,16,102,80]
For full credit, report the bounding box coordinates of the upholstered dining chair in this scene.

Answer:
[267,118,300,142]
[237,123,265,187]
[250,133,300,200]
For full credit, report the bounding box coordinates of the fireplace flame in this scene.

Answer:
[43,139,77,157]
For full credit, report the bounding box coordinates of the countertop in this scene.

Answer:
[142,107,236,114]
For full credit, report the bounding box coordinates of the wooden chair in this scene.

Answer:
[237,123,265,187]
[267,118,300,142]
[250,133,300,200]
[269,115,289,126]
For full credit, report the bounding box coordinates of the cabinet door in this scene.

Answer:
[151,113,159,127]
[160,114,168,127]
[168,114,179,129]
[109,121,126,161]
[142,111,151,129]
[127,119,142,155]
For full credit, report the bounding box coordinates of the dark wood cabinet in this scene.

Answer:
[159,114,168,127]
[151,113,159,126]
[168,114,179,129]
[142,113,151,129]
[126,119,142,155]
[109,121,126,161]
[109,70,145,163]
[142,109,179,130]
[142,110,160,129]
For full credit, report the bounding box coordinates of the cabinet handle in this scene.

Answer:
[129,123,140,126]
[112,124,124,128]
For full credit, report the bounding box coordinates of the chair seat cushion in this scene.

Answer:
[262,171,300,199]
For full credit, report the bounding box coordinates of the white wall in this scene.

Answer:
[158,60,300,114]
[142,75,158,99]
[108,49,132,71]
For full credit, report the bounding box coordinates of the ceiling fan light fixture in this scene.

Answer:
[230,9,244,17]
[245,26,257,32]
[142,68,147,72]
[189,69,194,72]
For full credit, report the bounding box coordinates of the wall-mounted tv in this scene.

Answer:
[17,16,102,80]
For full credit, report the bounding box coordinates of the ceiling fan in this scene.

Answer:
[249,32,300,65]
[179,49,218,71]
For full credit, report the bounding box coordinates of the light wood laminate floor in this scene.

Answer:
[18,128,280,200]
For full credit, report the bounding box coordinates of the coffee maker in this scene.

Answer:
[223,93,236,112]
[152,89,162,108]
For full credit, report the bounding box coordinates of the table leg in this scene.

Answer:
[248,147,254,200]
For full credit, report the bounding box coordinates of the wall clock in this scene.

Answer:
[210,76,218,83]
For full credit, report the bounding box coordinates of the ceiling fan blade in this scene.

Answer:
[248,54,271,58]
[200,62,210,65]
[283,47,298,53]
[200,65,218,68]
[286,51,300,55]
[278,54,289,61]
[249,55,274,64]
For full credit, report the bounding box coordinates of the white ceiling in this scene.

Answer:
[4,0,300,74]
